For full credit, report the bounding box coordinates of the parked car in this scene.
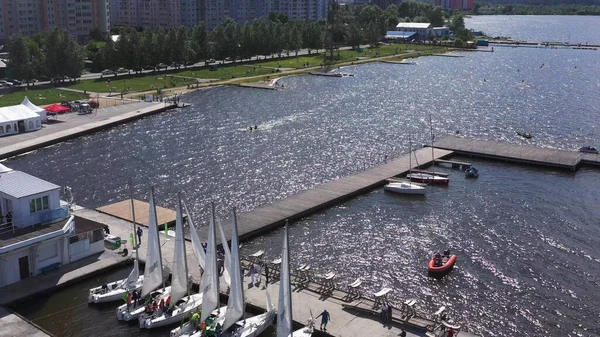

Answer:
[6,79,22,85]
[88,100,99,108]
[101,69,116,75]
[117,68,128,74]
[224,57,232,61]
[156,63,166,69]
[39,76,51,81]
[0,80,13,87]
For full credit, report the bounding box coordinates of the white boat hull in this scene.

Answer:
[232,309,276,337]
[88,275,144,303]
[172,305,228,337]
[384,182,426,195]
[116,286,172,321]
[139,293,203,329]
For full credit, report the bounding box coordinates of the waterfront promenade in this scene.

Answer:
[0,101,176,160]
[0,307,51,337]
[71,208,478,337]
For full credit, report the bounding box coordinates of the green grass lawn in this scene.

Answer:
[0,87,88,107]
[172,65,274,80]
[67,74,190,93]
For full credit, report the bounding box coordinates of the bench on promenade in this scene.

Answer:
[39,262,62,274]
[373,287,392,307]
[402,298,418,318]
[295,264,311,286]
[347,278,362,299]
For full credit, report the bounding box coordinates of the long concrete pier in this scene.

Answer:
[0,101,177,160]
[206,147,453,241]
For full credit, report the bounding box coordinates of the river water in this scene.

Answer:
[6,16,600,337]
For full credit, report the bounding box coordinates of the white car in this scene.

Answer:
[101,69,116,75]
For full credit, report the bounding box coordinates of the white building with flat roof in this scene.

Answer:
[396,22,433,40]
[0,165,106,288]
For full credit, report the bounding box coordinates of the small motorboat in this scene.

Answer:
[428,250,457,278]
[579,146,598,154]
[517,131,533,139]
[464,167,479,178]
[407,173,449,185]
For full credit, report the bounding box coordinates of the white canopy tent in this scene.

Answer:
[21,96,46,121]
[0,97,43,137]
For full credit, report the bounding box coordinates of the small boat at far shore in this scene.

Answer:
[428,250,457,278]
[579,146,598,154]
[517,131,533,139]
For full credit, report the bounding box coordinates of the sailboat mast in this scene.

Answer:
[285,221,293,337]
[234,207,246,323]
[211,202,220,310]
[178,192,190,297]
[129,178,139,261]
[151,186,166,290]
[429,114,435,172]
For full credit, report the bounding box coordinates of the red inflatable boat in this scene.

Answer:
[428,251,457,277]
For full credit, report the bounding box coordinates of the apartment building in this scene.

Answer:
[110,0,328,30]
[0,0,109,43]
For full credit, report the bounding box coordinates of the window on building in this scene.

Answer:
[30,196,50,213]
[91,229,104,243]
[0,125,3,134]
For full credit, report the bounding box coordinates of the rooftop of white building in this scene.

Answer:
[396,22,432,29]
[0,165,60,199]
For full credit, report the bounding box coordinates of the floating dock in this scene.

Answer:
[236,82,278,90]
[96,199,177,228]
[310,71,343,77]
[432,136,583,170]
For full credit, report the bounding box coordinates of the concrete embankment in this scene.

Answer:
[0,102,177,160]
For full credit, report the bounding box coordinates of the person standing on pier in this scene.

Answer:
[387,303,393,323]
[380,303,388,323]
[316,309,330,331]
[136,227,143,246]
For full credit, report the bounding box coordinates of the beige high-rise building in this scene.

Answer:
[110,0,180,29]
[0,0,109,43]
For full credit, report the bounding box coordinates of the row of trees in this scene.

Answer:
[8,30,84,86]
[9,1,465,83]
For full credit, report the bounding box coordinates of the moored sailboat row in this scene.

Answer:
[88,185,313,337]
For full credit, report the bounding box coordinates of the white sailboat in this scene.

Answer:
[407,116,450,185]
[182,199,206,271]
[117,184,170,320]
[174,207,246,337]
[88,182,144,304]
[230,291,276,337]
[385,134,426,195]
[139,193,203,329]
[277,222,314,337]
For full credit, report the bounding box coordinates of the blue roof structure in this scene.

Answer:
[385,31,417,39]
